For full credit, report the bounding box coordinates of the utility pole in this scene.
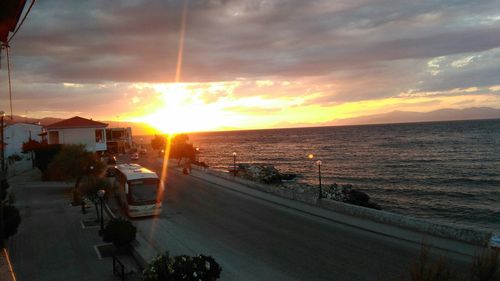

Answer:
[1,111,5,172]
[0,110,4,248]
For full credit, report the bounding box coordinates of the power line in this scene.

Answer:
[6,45,13,120]
[3,0,37,120]
[7,0,37,44]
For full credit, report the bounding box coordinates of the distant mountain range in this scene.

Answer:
[8,107,500,134]
[328,107,500,126]
[9,115,156,135]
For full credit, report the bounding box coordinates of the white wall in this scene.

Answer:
[4,123,43,157]
[49,127,107,152]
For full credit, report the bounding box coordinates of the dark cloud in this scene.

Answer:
[2,0,500,117]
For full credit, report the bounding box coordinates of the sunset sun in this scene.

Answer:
[133,83,231,134]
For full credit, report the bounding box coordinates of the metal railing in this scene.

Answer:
[112,255,125,281]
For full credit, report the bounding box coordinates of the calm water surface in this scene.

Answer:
[186,119,499,234]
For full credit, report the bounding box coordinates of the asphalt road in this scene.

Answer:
[126,154,467,281]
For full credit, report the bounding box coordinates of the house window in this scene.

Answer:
[95,129,104,143]
[49,131,59,144]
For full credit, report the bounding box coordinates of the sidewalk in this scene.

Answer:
[0,248,16,281]
[5,169,120,281]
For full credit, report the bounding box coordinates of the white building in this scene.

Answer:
[106,127,133,154]
[45,116,108,152]
[4,123,43,157]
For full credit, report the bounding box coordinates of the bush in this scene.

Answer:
[8,154,22,162]
[1,205,21,248]
[33,143,62,180]
[398,244,500,281]
[0,180,9,201]
[143,252,222,281]
[102,218,136,250]
[470,250,500,281]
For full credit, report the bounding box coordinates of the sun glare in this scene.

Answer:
[135,83,230,134]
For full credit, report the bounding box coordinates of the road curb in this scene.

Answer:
[182,163,492,256]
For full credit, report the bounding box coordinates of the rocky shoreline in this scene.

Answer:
[232,163,382,210]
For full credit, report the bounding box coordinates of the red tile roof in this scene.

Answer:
[45,116,108,129]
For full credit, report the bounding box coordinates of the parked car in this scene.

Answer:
[130,153,139,160]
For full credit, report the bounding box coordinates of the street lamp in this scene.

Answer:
[97,189,106,236]
[0,111,5,172]
[316,160,322,199]
[232,152,237,176]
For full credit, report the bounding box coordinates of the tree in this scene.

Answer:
[32,143,61,180]
[22,138,41,168]
[171,134,196,161]
[81,177,111,220]
[48,144,105,204]
[151,134,167,151]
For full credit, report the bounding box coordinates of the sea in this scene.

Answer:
[181,119,500,234]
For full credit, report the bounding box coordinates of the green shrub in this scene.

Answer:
[102,218,136,250]
[143,252,222,281]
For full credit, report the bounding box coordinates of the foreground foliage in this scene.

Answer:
[143,252,222,281]
[1,204,21,248]
[399,244,499,281]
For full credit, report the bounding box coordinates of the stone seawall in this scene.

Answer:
[319,199,493,247]
[200,166,319,205]
[192,164,495,248]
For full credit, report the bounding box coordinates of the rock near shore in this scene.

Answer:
[324,183,382,210]
[237,164,286,184]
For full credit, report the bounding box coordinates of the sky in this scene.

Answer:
[1,0,500,133]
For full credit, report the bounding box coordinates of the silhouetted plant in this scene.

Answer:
[102,218,136,252]
[7,154,22,162]
[48,144,105,204]
[470,249,500,281]
[1,205,21,248]
[397,244,500,281]
[151,134,167,151]
[170,134,196,162]
[143,252,222,281]
[81,177,111,220]
[32,143,61,180]
[0,179,9,201]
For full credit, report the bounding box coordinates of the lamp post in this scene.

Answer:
[97,189,106,236]
[0,111,5,172]
[232,152,237,176]
[316,160,322,199]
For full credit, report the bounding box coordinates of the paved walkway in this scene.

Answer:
[121,157,475,281]
[0,248,16,281]
[6,169,120,281]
